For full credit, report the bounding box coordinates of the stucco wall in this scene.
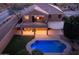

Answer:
[0,15,19,54]
[0,27,15,54]
[23,10,48,22]
[23,10,63,22]
[48,14,63,21]
[48,21,64,29]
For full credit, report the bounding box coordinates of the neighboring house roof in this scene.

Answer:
[64,11,79,17]
[21,4,63,15]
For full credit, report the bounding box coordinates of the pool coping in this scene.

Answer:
[26,37,71,55]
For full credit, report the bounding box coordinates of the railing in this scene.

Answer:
[16,22,48,28]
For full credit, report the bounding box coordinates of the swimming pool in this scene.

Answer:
[31,40,66,53]
[26,38,71,55]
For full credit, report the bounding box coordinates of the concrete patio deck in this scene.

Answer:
[26,29,71,55]
[35,29,63,39]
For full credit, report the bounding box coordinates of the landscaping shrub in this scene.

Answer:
[32,49,44,55]
[63,16,79,41]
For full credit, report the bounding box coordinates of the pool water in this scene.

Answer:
[31,40,66,53]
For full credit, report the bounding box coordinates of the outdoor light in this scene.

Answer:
[35,28,47,35]
[23,28,34,35]
[36,15,44,21]
[24,15,29,20]
[37,16,40,20]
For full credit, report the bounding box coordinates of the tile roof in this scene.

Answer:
[21,4,63,15]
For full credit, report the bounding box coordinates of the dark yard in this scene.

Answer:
[2,35,34,55]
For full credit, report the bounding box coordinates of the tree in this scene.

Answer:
[63,16,79,41]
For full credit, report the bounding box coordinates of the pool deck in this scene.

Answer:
[35,29,63,39]
[26,29,71,55]
[35,29,70,42]
[26,37,71,55]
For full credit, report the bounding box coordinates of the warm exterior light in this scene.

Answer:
[24,28,31,31]
[35,15,44,21]
[22,28,47,35]
[24,15,29,20]
[23,28,34,35]
[35,28,47,35]
[37,16,40,20]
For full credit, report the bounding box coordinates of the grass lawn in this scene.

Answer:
[2,35,34,55]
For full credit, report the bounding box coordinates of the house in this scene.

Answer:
[16,4,64,35]
[0,4,70,54]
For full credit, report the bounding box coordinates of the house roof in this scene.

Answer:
[21,4,63,15]
[64,11,79,17]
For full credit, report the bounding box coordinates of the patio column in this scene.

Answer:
[30,15,32,22]
[47,28,48,35]
[20,22,23,35]
[34,28,36,36]
[45,15,48,24]
[46,15,49,35]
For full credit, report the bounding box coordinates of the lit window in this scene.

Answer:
[36,15,44,20]
[37,16,40,20]
[24,15,29,20]
[24,28,31,31]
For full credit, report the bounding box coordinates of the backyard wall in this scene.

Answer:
[0,26,16,54]
[48,14,63,21]
[0,15,19,54]
[48,21,64,29]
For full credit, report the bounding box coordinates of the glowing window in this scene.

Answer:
[24,28,32,31]
[37,17,40,20]
[36,16,44,21]
[24,15,29,20]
